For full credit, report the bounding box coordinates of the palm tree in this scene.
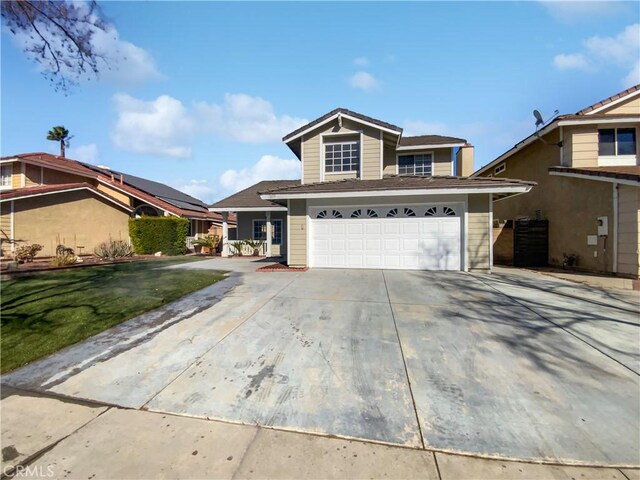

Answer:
[46,126,72,157]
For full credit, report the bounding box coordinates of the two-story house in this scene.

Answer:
[210,108,533,271]
[0,152,227,256]
[473,85,640,278]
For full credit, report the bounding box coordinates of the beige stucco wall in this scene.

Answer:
[288,199,307,266]
[301,118,382,183]
[96,183,132,206]
[0,202,11,256]
[484,130,618,272]
[468,193,491,271]
[25,164,41,187]
[236,211,287,256]
[563,124,640,168]
[617,185,640,277]
[12,190,130,256]
[383,145,396,175]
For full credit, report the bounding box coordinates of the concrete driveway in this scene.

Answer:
[2,258,639,466]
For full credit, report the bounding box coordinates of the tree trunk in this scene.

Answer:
[60,140,65,157]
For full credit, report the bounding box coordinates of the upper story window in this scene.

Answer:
[598,128,636,157]
[325,141,360,173]
[398,153,433,175]
[0,164,13,189]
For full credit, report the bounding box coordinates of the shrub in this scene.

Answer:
[192,235,220,255]
[244,239,264,256]
[14,244,43,263]
[50,253,77,267]
[56,244,74,256]
[94,239,134,260]
[129,217,189,256]
[230,240,245,256]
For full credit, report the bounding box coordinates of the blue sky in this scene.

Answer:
[2,1,639,202]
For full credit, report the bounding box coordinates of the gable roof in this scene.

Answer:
[473,85,640,177]
[577,84,640,115]
[549,166,640,185]
[209,180,299,211]
[1,152,222,221]
[282,108,403,143]
[0,182,133,211]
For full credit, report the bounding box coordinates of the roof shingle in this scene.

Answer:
[209,180,300,209]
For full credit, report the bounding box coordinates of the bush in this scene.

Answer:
[14,244,43,263]
[129,217,189,256]
[94,239,134,260]
[230,240,245,256]
[50,253,77,267]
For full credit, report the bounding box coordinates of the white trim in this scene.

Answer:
[321,131,361,138]
[463,195,469,272]
[0,158,18,164]
[557,117,640,126]
[598,155,638,166]
[379,130,384,179]
[613,183,618,273]
[305,203,310,267]
[494,163,506,175]
[10,200,15,252]
[359,131,364,179]
[301,134,305,185]
[284,111,402,144]
[209,206,288,212]
[221,212,229,257]
[319,134,324,182]
[396,151,434,176]
[325,171,359,175]
[488,194,493,271]
[586,89,640,115]
[549,170,640,187]
[396,142,465,151]
[261,185,532,200]
[0,186,134,211]
[286,199,291,264]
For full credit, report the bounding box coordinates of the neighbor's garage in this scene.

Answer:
[309,204,462,270]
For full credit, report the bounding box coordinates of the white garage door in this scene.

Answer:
[310,205,462,270]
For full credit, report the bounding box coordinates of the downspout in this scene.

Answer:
[613,182,618,274]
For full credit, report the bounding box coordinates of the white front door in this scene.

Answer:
[309,205,462,270]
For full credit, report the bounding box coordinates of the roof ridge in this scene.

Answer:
[576,84,640,115]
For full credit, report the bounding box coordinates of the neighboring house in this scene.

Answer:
[0,152,229,256]
[210,108,533,271]
[473,85,640,278]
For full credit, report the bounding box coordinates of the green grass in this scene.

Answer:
[0,257,227,373]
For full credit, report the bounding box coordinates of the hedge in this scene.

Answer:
[128,217,189,256]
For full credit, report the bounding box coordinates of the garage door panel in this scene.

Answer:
[310,205,461,271]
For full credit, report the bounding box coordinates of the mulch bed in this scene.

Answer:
[256,263,308,272]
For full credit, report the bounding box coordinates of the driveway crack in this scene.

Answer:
[382,270,426,450]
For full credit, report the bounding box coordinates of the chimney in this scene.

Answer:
[120,174,124,185]
[455,145,475,177]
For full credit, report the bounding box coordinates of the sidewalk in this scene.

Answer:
[2,387,637,480]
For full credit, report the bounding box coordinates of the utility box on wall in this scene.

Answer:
[597,216,608,237]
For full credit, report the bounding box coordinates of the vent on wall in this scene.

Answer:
[495,163,506,175]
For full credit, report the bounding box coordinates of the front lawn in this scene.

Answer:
[1,258,226,373]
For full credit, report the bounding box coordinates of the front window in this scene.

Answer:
[398,153,433,175]
[325,142,360,173]
[598,128,637,156]
[253,219,282,245]
[0,164,12,189]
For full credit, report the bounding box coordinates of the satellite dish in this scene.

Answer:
[533,110,544,128]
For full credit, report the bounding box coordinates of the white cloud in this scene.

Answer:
[170,179,217,203]
[111,93,194,158]
[194,94,308,143]
[9,3,163,87]
[67,143,99,163]
[623,60,640,88]
[219,155,300,194]
[553,24,640,87]
[353,57,369,66]
[539,1,630,23]
[403,121,451,137]
[553,53,590,70]
[91,25,164,87]
[349,71,380,92]
[583,23,640,65]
